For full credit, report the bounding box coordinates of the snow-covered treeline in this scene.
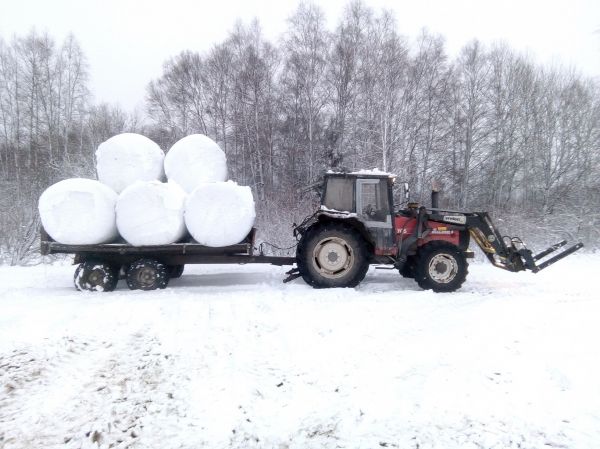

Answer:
[146,3,600,251]
[1,1,599,264]
[0,33,142,264]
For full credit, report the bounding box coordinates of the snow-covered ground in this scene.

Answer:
[1,254,599,449]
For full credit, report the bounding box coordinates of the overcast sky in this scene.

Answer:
[1,0,598,112]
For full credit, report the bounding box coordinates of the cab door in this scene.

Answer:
[356,178,395,255]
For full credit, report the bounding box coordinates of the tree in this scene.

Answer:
[453,40,490,208]
[0,31,91,264]
[147,50,207,141]
[281,1,330,184]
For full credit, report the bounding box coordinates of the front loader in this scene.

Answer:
[288,171,584,292]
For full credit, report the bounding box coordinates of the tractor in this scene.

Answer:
[289,171,583,292]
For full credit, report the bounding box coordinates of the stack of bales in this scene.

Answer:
[38,133,256,247]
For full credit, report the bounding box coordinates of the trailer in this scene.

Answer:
[41,227,295,292]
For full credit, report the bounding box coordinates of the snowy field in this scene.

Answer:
[0,254,599,449]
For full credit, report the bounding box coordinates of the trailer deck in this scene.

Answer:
[41,227,296,269]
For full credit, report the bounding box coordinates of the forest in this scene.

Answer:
[1,0,599,264]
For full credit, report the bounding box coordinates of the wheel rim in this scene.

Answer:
[88,269,104,287]
[312,236,354,279]
[136,267,157,288]
[428,253,458,284]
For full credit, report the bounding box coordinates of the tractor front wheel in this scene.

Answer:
[414,242,468,292]
[297,223,370,288]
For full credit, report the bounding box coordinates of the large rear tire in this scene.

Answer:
[297,223,370,288]
[414,242,468,292]
[74,260,118,292]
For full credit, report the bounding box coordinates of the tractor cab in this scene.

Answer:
[320,172,396,255]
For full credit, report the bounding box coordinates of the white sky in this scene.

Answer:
[1,0,598,112]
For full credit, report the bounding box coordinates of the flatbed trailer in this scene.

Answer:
[41,227,296,292]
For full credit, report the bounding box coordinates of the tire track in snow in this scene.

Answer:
[0,335,115,448]
[54,329,179,448]
[0,324,184,448]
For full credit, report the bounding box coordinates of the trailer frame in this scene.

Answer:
[41,227,296,291]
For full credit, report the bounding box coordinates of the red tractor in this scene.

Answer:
[289,171,583,292]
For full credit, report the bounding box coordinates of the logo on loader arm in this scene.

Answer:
[442,215,467,225]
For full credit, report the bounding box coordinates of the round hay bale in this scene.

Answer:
[38,178,118,245]
[116,181,187,246]
[185,181,255,247]
[164,134,227,193]
[96,133,164,193]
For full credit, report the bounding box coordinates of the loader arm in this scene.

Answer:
[428,210,584,273]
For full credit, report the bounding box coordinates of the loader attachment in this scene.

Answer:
[533,240,567,261]
[430,210,584,274]
[467,213,586,273]
[520,241,585,273]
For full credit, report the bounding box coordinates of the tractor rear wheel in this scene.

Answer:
[126,258,170,291]
[74,260,118,292]
[297,223,370,288]
[414,242,468,292]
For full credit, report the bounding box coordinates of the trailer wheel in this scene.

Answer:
[168,265,184,279]
[414,242,468,292]
[297,223,369,288]
[74,260,118,292]
[126,259,169,291]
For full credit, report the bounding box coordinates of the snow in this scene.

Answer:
[326,168,395,177]
[38,178,118,245]
[116,181,187,246]
[185,181,255,247]
[95,133,165,193]
[320,205,357,216]
[0,254,599,448]
[164,134,227,193]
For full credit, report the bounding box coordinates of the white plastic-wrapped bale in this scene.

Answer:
[164,134,227,193]
[38,178,118,245]
[96,133,165,193]
[185,181,255,247]
[116,181,187,246]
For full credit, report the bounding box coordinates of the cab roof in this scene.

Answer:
[325,169,396,179]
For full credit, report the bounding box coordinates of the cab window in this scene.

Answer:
[323,177,354,212]
[359,180,390,222]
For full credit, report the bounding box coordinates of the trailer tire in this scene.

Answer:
[126,258,170,291]
[297,223,369,288]
[74,260,118,292]
[414,242,468,292]
[168,265,185,279]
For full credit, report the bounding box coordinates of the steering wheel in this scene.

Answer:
[363,204,376,217]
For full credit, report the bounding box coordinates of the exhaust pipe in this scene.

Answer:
[431,179,440,209]
[431,189,439,209]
